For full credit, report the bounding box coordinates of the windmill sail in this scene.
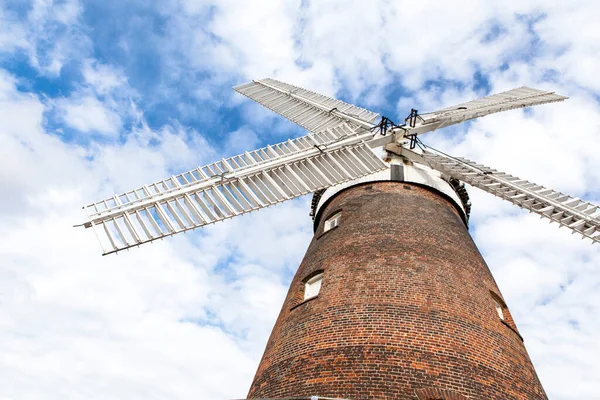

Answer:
[406,87,569,136]
[234,78,380,133]
[83,124,386,255]
[400,147,600,243]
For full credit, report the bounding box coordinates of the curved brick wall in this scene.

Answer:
[247,181,546,400]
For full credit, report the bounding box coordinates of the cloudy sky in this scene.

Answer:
[0,0,599,399]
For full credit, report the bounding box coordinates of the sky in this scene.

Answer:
[0,0,599,399]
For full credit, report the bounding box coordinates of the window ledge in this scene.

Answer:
[290,295,319,311]
[501,320,523,342]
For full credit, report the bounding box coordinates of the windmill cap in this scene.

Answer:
[310,161,470,231]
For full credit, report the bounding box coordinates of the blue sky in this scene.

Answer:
[0,0,599,399]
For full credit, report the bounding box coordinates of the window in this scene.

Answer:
[324,212,341,232]
[304,273,323,300]
[493,298,504,320]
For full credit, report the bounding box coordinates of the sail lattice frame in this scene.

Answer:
[234,78,380,133]
[405,87,569,136]
[400,147,600,244]
[84,125,387,254]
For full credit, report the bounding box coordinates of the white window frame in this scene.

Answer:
[493,298,504,320]
[324,212,341,232]
[304,273,323,300]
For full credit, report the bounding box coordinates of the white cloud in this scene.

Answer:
[58,96,122,136]
[222,126,259,156]
[0,7,28,53]
[82,60,128,96]
[20,0,87,76]
[0,69,84,215]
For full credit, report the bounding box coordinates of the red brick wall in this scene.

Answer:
[247,182,546,399]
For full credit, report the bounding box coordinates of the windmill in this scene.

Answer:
[79,78,599,399]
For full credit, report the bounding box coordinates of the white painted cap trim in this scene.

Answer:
[314,160,467,222]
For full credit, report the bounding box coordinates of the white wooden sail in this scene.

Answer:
[234,78,379,133]
[405,87,568,136]
[83,124,386,254]
[400,147,600,244]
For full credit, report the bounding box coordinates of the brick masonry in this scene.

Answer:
[247,181,547,399]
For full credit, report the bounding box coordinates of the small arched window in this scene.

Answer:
[493,298,505,320]
[324,212,341,232]
[304,273,323,300]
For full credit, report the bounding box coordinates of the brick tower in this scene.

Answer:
[247,160,547,399]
